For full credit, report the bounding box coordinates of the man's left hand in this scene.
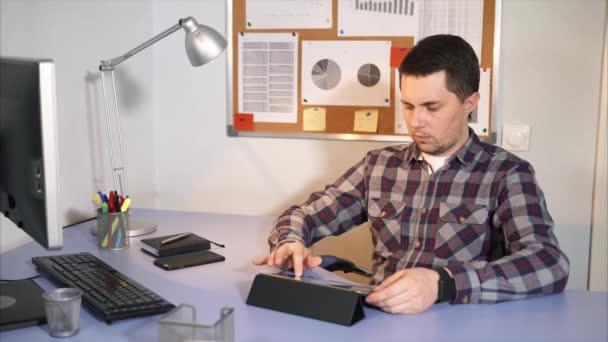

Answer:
[365,268,440,314]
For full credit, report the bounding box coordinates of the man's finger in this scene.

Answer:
[252,255,268,265]
[292,248,305,277]
[368,287,411,309]
[374,270,406,291]
[367,274,409,304]
[264,250,273,267]
[272,244,292,268]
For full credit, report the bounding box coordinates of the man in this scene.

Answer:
[254,34,569,314]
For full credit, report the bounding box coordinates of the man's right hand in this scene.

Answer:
[252,241,322,277]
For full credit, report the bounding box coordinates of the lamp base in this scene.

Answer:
[91,214,157,237]
[126,218,157,236]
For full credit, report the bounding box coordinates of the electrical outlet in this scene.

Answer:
[502,125,530,151]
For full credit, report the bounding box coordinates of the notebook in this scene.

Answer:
[140,233,211,258]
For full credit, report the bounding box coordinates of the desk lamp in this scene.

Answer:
[99,17,226,236]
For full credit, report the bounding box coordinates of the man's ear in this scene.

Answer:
[464,92,480,116]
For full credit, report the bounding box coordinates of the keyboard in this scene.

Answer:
[32,252,175,324]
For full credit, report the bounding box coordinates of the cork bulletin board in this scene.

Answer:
[226,0,500,141]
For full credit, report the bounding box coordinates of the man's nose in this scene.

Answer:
[410,108,425,128]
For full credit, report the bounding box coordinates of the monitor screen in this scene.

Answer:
[0,57,62,249]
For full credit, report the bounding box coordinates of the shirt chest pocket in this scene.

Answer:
[434,202,489,259]
[367,198,407,252]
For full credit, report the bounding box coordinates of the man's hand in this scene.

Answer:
[252,241,322,277]
[365,268,439,314]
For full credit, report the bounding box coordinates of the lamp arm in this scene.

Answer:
[100,21,182,70]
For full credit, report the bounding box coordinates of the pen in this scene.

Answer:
[160,233,190,246]
[108,192,115,212]
[92,193,102,207]
[120,198,131,212]
[113,191,120,213]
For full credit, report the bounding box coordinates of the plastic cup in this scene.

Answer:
[42,288,83,338]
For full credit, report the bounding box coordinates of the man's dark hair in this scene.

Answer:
[399,34,479,102]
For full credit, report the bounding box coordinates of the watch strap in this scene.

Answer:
[435,267,456,303]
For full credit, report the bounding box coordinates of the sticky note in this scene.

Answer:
[390,47,410,68]
[353,109,379,133]
[234,113,254,131]
[303,107,326,131]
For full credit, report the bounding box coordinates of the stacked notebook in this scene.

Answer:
[140,233,211,258]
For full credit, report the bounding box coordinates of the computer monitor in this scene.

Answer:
[0,56,62,249]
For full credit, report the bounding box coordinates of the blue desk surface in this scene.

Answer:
[1,209,606,341]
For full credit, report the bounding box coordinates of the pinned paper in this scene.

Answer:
[353,109,378,133]
[234,113,254,131]
[390,47,410,68]
[301,40,390,107]
[303,107,326,131]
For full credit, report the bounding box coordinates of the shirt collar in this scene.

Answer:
[452,128,482,169]
[405,128,482,169]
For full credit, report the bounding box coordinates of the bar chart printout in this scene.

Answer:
[354,0,415,15]
[338,0,420,37]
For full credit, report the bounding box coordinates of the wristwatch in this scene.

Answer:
[435,267,456,303]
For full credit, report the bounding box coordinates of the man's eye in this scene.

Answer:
[427,106,439,112]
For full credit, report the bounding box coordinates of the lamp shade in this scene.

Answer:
[181,17,227,67]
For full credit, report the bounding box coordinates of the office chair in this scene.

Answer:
[319,255,372,278]
[319,227,506,278]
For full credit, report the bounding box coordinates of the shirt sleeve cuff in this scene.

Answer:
[445,264,482,304]
[269,214,308,250]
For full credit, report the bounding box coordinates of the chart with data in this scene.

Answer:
[301,40,390,107]
[338,0,420,37]
[354,0,415,15]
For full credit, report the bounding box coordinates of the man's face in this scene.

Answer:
[400,71,479,157]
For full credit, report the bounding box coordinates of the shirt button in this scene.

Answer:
[414,240,421,248]
[458,216,466,223]
[380,211,386,218]
[420,208,427,214]
[462,296,469,304]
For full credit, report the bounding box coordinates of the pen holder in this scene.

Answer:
[158,305,234,342]
[96,210,130,250]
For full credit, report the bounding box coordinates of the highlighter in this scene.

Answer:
[120,198,131,212]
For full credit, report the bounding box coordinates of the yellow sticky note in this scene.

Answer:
[303,107,326,131]
[353,109,379,133]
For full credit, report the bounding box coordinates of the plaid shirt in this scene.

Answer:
[270,130,569,304]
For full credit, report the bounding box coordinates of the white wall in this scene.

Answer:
[589,18,607,291]
[1,0,605,291]
[151,0,388,217]
[0,0,157,250]
[499,0,606,290]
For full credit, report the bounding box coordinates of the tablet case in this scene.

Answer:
[140,233,211,258]
[246,273,365,326]
[0,279,46,331]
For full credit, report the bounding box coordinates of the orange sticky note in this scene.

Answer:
[390,47,410,68]
[234,113,254,131]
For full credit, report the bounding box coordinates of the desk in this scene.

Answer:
[1,209,606,341]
